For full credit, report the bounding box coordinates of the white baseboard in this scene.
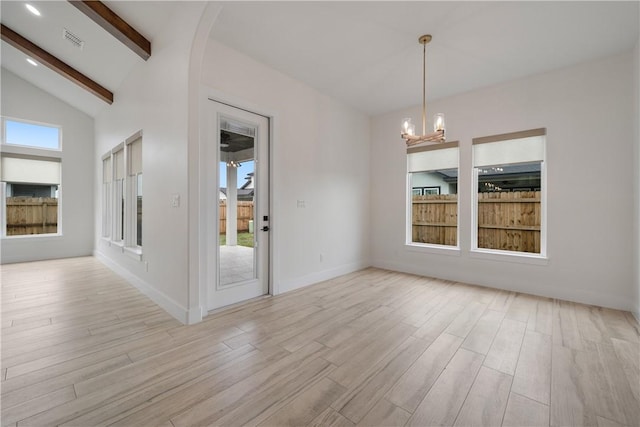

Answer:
[94,250,198,324]
[278,260,370,294]
[187,306,204,324]
[373,258,636,313]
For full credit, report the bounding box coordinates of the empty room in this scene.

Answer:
[1,1,639,426]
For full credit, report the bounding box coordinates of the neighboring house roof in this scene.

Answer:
[241,173,254,190]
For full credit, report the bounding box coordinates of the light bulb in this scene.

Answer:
[433,113,445,132]
[401,118,415,136]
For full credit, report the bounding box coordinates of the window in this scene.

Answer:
[102,155,111,238]
[407,141,459,247]
[1,117,62,237]
[472,129,546,256]
[126,135,142,248]
[112,145,125,243]
[4,119,60,150]
[102,131,142,254]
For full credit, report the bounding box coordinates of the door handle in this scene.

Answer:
[261,226,270,232]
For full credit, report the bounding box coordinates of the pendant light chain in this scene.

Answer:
[400,34,445,146]
[422,40,427,136]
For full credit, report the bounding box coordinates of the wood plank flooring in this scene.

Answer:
[2,257,639,426]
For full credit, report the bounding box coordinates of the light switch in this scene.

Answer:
[171,194,180,208]
[297,200,305,208]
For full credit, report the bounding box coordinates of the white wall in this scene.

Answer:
[200,40,371,296]
[371,51,637,311]
[93,4,207,323]
[92,3,369,323]
[1,69,94,263]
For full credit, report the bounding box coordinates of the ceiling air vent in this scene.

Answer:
[62,28,84,50]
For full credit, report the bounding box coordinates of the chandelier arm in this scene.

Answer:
[403,129,445,147]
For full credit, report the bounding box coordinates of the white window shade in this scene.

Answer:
[1,157,61,184]
[103,156,111,183]
[407,142,459,173]
[114,149,124,180]
[473,135,545,167]
[128,137,142,176]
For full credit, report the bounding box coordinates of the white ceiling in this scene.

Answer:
[1,1,638,118]
[210,1,640,116]
[0,1,177,117]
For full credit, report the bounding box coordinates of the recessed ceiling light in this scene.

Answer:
[25,4,41,16]
[26,58,38,66]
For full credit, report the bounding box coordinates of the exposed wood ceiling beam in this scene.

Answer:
[68,1,151,60]
[1,24,114,104]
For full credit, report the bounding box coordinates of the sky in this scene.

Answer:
[5,120,60,150]
[5,118,256,189]
[219,160,254,189]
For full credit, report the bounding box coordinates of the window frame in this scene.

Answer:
[2,117,62,151]
[470,128,547,260]
[101,152,112,239]
[102,131,143,260]
[124,131,142,253]
[1,116,63,239]
[111,143,125,246]
[405,141,460,253]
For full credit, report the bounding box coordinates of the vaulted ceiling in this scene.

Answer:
[2,1,639,118]
[1,1,176,117]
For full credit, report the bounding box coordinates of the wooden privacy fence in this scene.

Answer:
[412,194,458,246]
[6,197,58,235]
[477,191,540,253]
[412,191,541,253]
[219,201,254,234]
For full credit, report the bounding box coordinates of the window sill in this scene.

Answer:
[2,233,62,240]
[470,248,548,265]
[110,240,125,248]
[405,243,461,257]
[103,239,142,261]
[124,246,143,261]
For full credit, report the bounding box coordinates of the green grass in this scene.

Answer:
[219,232,254,248]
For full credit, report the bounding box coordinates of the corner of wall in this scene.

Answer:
[187,2,224,325]
[1,69,95,263]
[94,250,194,324]
[634,36,640,323]
[278,260,371,294]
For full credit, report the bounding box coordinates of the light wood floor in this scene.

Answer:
[2,257,639,427]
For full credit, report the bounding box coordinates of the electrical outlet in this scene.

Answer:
[171,194,180,208]
[297,200,305,208]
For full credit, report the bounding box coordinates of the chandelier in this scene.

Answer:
[401,35,446,146]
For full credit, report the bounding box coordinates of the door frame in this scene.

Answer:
[198,90,276,315]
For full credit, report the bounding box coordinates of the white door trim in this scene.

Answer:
[204,97,272,311]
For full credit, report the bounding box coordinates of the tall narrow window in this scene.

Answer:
[1,117,62,237]
[472,129,546,255]
[407,141,459,247]
[126,135,142,248]
[113,146,125,243]
[102,154,111,238]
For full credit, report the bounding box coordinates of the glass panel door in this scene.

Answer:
[207,100,269,310]
[219,124,256,286]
